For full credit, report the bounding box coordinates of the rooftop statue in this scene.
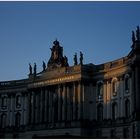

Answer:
[34,63,37,75]
[29,63,32,75]
[136,26,140,41]
[42,61,46,71]
[64,55,69,67]
[80,51,83,65]
[74,53,78,65]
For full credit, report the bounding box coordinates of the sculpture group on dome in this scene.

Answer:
[47,40,69,69]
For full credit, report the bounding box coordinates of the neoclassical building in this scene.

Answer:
[0,27,140,138]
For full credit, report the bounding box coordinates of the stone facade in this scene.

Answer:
[0,28,140,138]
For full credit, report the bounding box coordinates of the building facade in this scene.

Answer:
[0,27,140,138]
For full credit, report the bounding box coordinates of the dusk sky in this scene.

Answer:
[0,1,140,81]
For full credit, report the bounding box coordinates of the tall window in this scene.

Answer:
[1,114,6,128]
[15,112,21,127]
[16,95,21,108]
[97,104,103,121]
[112,79,117,96]
[1,96,7,108]
[125,99,130,118]
[125,75,130,93]
[112,102,117,120]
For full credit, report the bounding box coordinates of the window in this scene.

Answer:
[15,112,21,127]
[97,104,103,121]
[112,102,117,120]
[1,96,7,108]
[125,75,130,93]
[112,79,117,96]
[1,114,6,128]
[16,95,21,108]
[125,99,130,118]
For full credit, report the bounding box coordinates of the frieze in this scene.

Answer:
[28,74,81,88]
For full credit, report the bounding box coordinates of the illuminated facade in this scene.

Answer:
[0,27,140,138]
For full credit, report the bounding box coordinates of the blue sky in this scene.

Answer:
[0,1,140,81]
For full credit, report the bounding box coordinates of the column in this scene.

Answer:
[82,82,86,120]
[62,85,66,121]
[69,84,73,121]
[44,88,47,122]
[118,77,122,117]
[103,81,107,119]
[58,85,61,121]
[39,89,43,123]
[35,91,38,124]
[42,88,45,122]
[131,71,135,116]
[30,92,33,124]
[73,82,76,120]
[67,85,71,121]
[48,90,52,123]
[22,93,26,125]
[106,80,111,119]
[78,81,81,120]
[80,82,84,120]
[9,95,12,126]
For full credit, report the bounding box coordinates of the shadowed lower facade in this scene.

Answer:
[0,27,140,138]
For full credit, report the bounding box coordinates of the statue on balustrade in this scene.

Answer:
[29,63,32,75]
[34,63,37,75]
[80,51,83,65]
[74,53,78,65]
[42,61,46,71]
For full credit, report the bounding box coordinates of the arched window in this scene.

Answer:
[16,95,21,108]
[112,102,117,120]
[97,81,103,99]
[15,112,21,127]
[1,96,7,108]
[125,99,130,118]
[97,104,103,121]
[112,78,118,96]
[1,114,6,128]
[125,75,130,93]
